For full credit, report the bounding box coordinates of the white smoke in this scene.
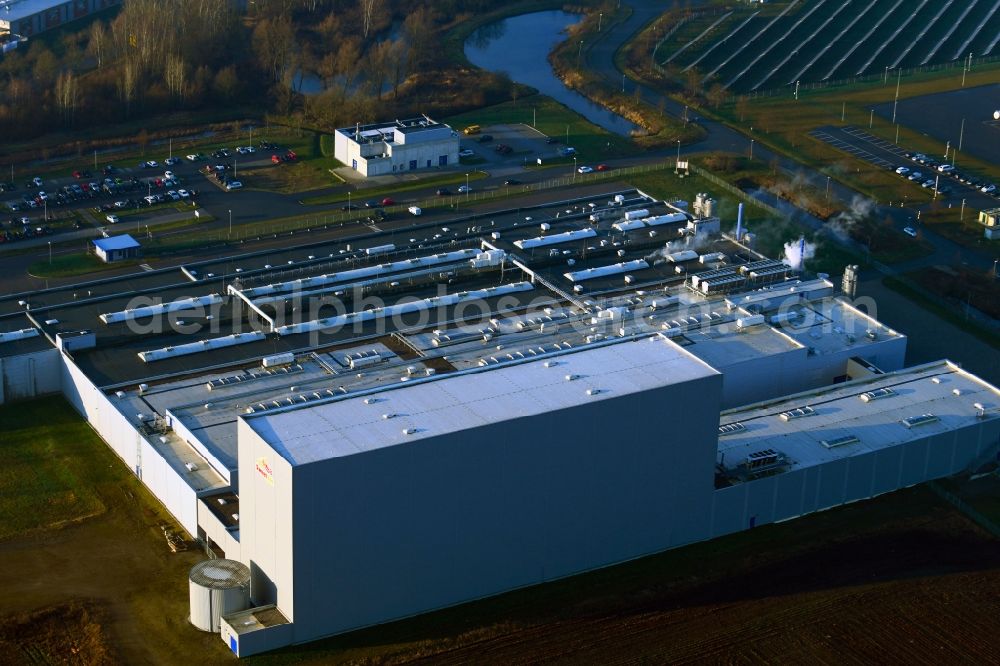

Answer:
[826,195,875,242]
[783,236,816,270]
[645,230,714,264]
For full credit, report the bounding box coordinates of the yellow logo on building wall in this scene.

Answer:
[255,457,274,486]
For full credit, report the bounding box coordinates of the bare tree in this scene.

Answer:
[360,0,382,39]
[387,38,408,99]
[54,70,77,124]
[165,53,187,101]
[735,95,749,122]
[335,37,361,94]
[117,59,139,117]
[88,21,107,68]
[253,16,296,83]
[363,39,391,99]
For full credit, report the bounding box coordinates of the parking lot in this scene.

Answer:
[0,142,293,246]
[809,125,998,207]
[457,123,589,168]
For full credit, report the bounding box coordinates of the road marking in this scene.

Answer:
[139,263,154,271]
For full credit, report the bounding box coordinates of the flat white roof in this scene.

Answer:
[247,336,719,465]
[717,361,1000,472]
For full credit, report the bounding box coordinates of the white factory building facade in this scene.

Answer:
[333,116,460,177]
[1,189,998,656]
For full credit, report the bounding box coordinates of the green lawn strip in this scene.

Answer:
[0,396,114,540]
[882,276,1000,349]
[445,95,640,161]
[28,253,137,278]
[302,171,490,206]
[112,201,194,219]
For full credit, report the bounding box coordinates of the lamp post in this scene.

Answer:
[826,176,831,201]
[48,241,52,265]
[577,40,583,65]
[676,140,681,167]
[891,68,901,124]
[573,156,577,181]
[622,73,626,92]
[465,173,469,201]
[749,138,754,160]
[228,209,232,237]
[598,12,603,31]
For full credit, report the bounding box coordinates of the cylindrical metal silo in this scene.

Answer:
[189,559,251,633]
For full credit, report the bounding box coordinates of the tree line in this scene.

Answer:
[0,0,513,144]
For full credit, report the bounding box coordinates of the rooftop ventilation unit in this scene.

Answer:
[746,449,780,469]
[860,388,896,402]
[901,414,940,429]
[821,434,860,449]
[779,406,816,421]
[718,422,746,436]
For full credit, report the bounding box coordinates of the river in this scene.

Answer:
[465,10,639,136]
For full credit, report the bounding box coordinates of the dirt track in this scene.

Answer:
[416,513,1000,665]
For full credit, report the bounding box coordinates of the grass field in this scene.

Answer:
[27,253,135,279]
[660,0,1000,93]
[301,170,490,206]
[445,94,641,161]
[0,397,109,540]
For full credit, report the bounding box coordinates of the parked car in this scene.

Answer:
[106,214,120,224]
[477,134,493,143]
[895,166,910,175]
[902,226,917,237]
[937,164,954,173]
[981,183,996,194]
[225,180,243,191]
[458,149,475,158]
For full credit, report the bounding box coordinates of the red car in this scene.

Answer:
[73,170,83,179]
[271,154,281,164]
[284,151,298,161]
[381,197,395,206]
[596,164,609,172]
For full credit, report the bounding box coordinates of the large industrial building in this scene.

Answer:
[0,0,120,37]
[1,185,998,657]
[333,116,460,177]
